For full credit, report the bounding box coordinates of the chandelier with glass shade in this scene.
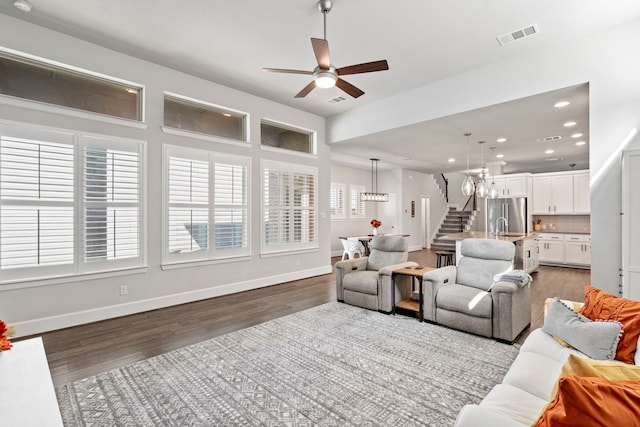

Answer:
[475,141,489,198]
[461,132,475,196]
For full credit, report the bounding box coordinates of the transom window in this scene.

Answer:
[262,160,317,253]
[163,94,247,142]
[0,52,142,121]
[261,120,315,155]
[0,124,145,283]
[163,145,250,264]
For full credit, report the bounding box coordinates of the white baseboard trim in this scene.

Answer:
[14,265,333,338]
[408,245,424,252]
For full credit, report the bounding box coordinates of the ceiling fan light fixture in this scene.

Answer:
[314,71,337,88]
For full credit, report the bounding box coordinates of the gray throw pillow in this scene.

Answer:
[542,297,622,360]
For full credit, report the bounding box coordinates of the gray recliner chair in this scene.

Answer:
[335,235,416,313]
[422,238,531,342]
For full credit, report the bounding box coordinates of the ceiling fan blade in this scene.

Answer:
[311,37,331,69]
[336,60,389,76]
[295,81,317,98]
[262,68,313,75]
[336,78,365,98]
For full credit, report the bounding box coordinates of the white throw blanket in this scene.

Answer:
[493,270,533,287]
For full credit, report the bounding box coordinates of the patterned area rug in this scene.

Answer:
[56,302,520,426]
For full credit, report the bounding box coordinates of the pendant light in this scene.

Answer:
[360,158,389,202]
[488,146,500,199]
[461,132,475,196]
[476,141,489,198]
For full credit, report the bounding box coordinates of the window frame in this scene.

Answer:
[162,144,251,266]
[161,92,250,145]
[0,48,144,124]
[261,159,317,255]
[0,123,146,284]
[260,118,317,156]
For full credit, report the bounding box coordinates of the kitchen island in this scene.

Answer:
[440,231,539,273]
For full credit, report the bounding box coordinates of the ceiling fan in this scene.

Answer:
[262,0,389,99]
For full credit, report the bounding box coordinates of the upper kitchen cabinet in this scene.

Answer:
[532,173,574,214]
[491,174,531,198]
[573,171,590,214]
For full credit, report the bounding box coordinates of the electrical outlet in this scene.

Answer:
[120,284,128,296]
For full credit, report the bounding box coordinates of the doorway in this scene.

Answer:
[421,196,430,249]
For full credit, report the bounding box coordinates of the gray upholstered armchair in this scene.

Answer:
[335,235,416,313]
[422,238,531,342]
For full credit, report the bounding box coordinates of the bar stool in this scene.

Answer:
[436,251,455,268]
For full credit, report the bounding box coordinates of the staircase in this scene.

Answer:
[431,207,476,251]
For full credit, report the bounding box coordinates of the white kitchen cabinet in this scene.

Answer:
[538,233,565,264]
[532,174,574,214]
[564,234,591,265]
[490,174,530,198]
[573,172,590,214]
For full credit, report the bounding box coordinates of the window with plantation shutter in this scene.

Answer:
[350,184,366,218]
[262,160,317,253]
[0,125,145,284]
[330,183,346,219]
[163,145,250,264]
[82,137,142,269]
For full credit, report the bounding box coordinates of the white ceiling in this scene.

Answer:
[3,0,640,174]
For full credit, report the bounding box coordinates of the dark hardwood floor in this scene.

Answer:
[23,249,590,386]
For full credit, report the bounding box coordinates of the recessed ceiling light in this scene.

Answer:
[448,158,455,163]
[496,153,504,159]
[564,121,577,127]
[575,141,586,146]
[554,101,570,108]
[545,149,555,154]
[496,138,507,143]
[13,0,31,12]
[571,133,583,138]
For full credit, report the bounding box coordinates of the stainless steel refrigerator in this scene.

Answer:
[486,197,528,234]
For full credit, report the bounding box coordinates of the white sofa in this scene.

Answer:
[454,327,589,426]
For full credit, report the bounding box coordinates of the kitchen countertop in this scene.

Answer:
[440,231,537,243]
[534,231,590,235]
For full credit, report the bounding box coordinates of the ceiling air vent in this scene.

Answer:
[497,24,540,46]
[536,135,562,142]
[328,95,347,104]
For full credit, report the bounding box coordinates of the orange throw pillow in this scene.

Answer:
[535,375,640,427]
[579,284,640,364]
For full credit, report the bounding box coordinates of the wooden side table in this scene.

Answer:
[391,266,435,322]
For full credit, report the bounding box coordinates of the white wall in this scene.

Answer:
[328,17,640,296]
[400,170,448,251]
[0,15,331,336]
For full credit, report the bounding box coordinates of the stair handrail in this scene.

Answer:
[440,173,449,203]
[461,192,476,213]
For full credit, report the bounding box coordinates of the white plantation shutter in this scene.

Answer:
[164,146,250,263]
[262,160,317,253]
[294,171,315,243]
[0,134,75,278]
[350,184,365,218]
[0,126,145,283]
[213,157,248,254]
[83,140,142,266]
[167,154,209,258]
[330,183,346,219]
